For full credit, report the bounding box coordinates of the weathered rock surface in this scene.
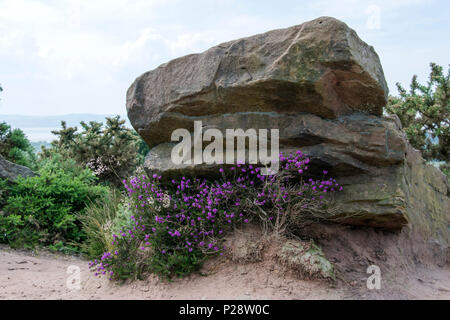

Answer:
[144,112,406,177]
[128,16,388,149]
[278,239,335,280]
[127,16,449,231]
[0,155,36,182]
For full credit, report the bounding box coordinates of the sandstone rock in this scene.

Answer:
[144,112,407,178]
[0,155,37,182]
[127,16,388,149]
[126,16,449,230]
[278,239,335,280]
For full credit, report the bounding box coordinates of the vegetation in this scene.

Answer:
[89,151,341,280]
[0,107,145,254]
[0,122,37,170]
[0,155,108,251]
[0,62,446,280]
[0,83,37,169]
[386,63,449,163]
[78,189,134,259]
[42,116,142,187]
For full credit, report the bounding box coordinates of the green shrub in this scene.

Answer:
[0,178,7,206]
[48,241,79,254]
[0,155,108,250]
[0,122,37,170]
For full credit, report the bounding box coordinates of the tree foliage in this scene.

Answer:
[0,122,37,169]
[42,116,141,186]
[386,63,449,162]
[0,84,37,169]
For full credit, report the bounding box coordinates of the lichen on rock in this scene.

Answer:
[278,239,335,281]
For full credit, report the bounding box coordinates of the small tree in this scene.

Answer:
[45,116,141,186]
[0,85,37,169]
[386,63,449,162]
[0,122,37,169]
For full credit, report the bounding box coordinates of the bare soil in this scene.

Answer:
[1,237,449,300]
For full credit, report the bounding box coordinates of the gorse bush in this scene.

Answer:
[0,155,108,250]
[89,150,342,280]
[43,116,142,187]
[386,63,449,162]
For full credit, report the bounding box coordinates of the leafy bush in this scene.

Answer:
[386,63,449,162]
[0,155,108,250]
[89,150,341,280]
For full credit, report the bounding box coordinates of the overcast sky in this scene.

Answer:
[0,0,449,116]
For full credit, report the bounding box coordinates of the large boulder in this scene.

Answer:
[126,16,449,231]
[0,155,36,182]
[127,16,388,149]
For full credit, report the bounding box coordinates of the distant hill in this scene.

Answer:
[0,114,131,142]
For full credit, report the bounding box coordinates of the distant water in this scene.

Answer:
[20,127,58,142]
[0,114,131,142]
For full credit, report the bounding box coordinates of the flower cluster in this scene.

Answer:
[89,150,342,279]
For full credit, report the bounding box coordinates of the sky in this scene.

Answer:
[0,0,449,116]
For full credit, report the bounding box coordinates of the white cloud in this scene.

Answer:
[0,0,175,79]
[113,28,163,66]
[164,31,217,56]
[0,0,446,116]
[0,0,61,25]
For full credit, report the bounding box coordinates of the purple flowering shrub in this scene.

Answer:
[235,150,343,234]
[89,150,342,280]
[89,175,247,279]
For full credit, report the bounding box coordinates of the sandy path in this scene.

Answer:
[0,245,341,300]
[0,245,449,300]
